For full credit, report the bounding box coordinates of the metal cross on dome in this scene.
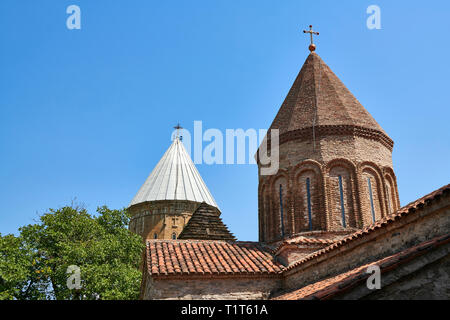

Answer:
[303,25,320,52]
[174,123,183,139]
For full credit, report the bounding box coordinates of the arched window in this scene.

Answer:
[361,163,389,225]
[385,183,391,213]
[273,176,288,239]
[295,169,321,232]
[153,233,158,239]
[306,178,313,231]
[384,173,398,214]
[279,184,285,237]
[338,175,346,228]
[362,167,383,224]
[172,232,177,240]
[260,185,269,242]
[328,165,356,229]
[367,177,376,223]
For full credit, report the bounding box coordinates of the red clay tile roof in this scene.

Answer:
[144,185,449,281]
[271,236,336,254]
[146,240,285,278]
[283,236,336,246]
[284,184,450,272]
[272,233,450,300]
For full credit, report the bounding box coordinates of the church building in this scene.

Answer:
[130,27,450,300]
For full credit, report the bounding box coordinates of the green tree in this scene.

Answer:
[0,205,144,300]
[0,233,40,299]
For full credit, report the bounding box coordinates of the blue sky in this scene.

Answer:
[1,0,449,240]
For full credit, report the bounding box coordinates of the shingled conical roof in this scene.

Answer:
[178,202,236,241]
[269,52,388,137]
[129,137,218,208]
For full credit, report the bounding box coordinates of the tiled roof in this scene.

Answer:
[178,202,236,241]
[284,236,336,246]
[271,236,336,254]
[146,240,285,278]
[272,233,450,300]
[285,184,450,272]
[144,185,449,282]
[269,52,389,138]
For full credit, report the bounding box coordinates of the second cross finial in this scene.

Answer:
[174,123,183,139]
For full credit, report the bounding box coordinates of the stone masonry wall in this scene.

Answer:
[143,276,281,300]
[129,200,201,240]
[282,196,450,291]
[363,253,450,300]
[333,244,450,300]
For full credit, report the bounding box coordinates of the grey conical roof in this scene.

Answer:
[129,137,218,208]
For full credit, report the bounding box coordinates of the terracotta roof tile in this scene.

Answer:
[271,236,337,254]
[273,233,450,300]
[145,185,449,282]
[146,240,285,278]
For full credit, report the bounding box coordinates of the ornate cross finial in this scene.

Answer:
[174,123,183,139]
[303,25,320,52]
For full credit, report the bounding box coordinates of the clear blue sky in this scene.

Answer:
[1,0,449,240]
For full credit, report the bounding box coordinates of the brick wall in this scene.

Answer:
[258,132,400,242]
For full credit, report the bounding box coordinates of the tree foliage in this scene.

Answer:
[0,205,144,300]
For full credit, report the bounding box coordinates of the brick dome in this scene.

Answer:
[269,52,391,144]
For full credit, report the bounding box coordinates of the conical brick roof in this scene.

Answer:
[269,52,388,138]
